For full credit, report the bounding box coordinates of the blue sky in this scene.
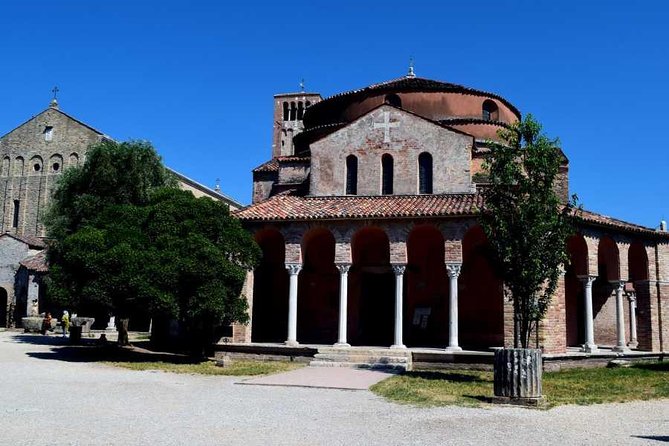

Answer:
[1,1,667,227]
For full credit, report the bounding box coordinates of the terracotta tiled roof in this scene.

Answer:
[235,193,484,221]
[20,251,48,273]
[252,156,311,173]
[0,233,47,249]
[235,193,668,238]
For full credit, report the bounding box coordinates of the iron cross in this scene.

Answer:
[51,86,59,100]
[373,111,399,143]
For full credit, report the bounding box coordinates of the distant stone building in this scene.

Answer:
[234,69,669,356]
[0,99,241,328]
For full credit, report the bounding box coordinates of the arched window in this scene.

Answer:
[289,102,297,121]
[384,94,402,108]
[418,152,433,194]
[1,157,9,176]
[297,101,304,120]
[381,154,394,195]
[14,157,24,176]
[305,100,311,108]
[482,100,499,121]
[69,153,79,167]
[282,102,289,121]
[346,155,358,195]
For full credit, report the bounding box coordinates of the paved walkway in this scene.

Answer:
[1,330,667,446]
[239,366,393,390]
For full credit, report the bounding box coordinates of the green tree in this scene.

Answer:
[45,140,259,351]
[481,115,576,349]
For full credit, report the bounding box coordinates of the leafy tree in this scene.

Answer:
[481,115,576,349]
[45,140,259,351]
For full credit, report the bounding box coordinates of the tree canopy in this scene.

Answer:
[481,115,576,349]
[45,140,259,351]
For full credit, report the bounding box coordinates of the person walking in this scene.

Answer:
[61,311,70,337]
[41,312,52,335]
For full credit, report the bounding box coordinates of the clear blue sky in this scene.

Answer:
[1,1,667,227]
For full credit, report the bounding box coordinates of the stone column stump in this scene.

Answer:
[493,348,544,406]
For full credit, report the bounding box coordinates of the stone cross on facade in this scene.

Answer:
[373,111,399,143]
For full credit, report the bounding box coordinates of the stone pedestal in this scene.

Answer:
[493,348,543,406]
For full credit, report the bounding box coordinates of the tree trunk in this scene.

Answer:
[116,318,130,346]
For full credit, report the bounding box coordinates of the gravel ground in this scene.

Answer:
[1,330,667,446]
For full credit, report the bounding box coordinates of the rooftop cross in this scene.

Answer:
[373,111,400,143]
[51,86,59,100]
[299,79,305,92]
[407,57,416,78]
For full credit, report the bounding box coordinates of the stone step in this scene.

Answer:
[309,360,408,372]
[316,347,412,357]
[313,353,410,364]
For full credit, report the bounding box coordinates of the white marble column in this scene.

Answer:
[391,264,406,349]
[27,273,40,317]
[579,275,598,353]
[626,291,638,349]
[611,280,629,352]
[335,263,351,347]
[445,263,462,352]
[285,263,302,346]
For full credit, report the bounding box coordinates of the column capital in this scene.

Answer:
[445,263,462,278]
[609,280,626,290]
[336,263,351,274]
[391,264,406,275]
[285,263,302,275]
[626,292,637,302]
[578,275,598,285]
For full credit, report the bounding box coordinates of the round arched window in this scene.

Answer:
[53,163,60,172]
[33,163,41,172]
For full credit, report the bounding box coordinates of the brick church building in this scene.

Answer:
[233,69,669,356]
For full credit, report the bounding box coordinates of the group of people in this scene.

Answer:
[41,310,71,337]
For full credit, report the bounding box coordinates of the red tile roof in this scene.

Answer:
[235,193,668,238]
[20,251,48,272]
[0,233,47,249]
[252,156,310,173]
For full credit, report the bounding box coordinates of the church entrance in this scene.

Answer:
[0,288,7,328]
[349,227,395,347]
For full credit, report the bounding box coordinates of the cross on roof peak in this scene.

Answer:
[49,86,60,109]
[406,57,416,78]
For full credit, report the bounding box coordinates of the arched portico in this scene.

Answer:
[628,242,650,350]
[593,236,624,348]
[565,234,588,347]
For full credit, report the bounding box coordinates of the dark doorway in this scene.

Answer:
[357,272,394,346]
[0,288,7,328]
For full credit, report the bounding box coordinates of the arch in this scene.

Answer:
[381,154,393,195]
[282,102,289,121]
[629,241,651,350]
[418,152,433,194]
[0,287,7,328]
[297,101,304,120]
[297,227,338,343]
[69,153,79,167]
[49,154,63,173]
[345,155,358,195]
[384,94,402,108]
[628,242,649,282]
[592,236,622,346]
[597,236,620,281]
[305,100,311,108]
[565,234,589,347]
[1,156,9,176]
[482,99,499,121]
[29,155,43,174]
[406,225,447,347]
[460,226,504,348]
[251,228,289,342]
[14,156,24,176]
[349,226,394,346]
[289,102,297,121]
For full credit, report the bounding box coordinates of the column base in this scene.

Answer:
[285,340,300,347]
[627,341,638,349]
[333,342,350,348]
[390,344,406,349]
[612,345,630,353]
[581,343,598,353]
[445,346,462,352]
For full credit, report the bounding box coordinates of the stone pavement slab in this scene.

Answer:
[238,366,393,390]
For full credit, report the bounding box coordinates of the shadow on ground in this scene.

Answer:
[632,436,669,443]
[12,334,204,365]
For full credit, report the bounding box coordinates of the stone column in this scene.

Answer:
[285,263,302,346]
[626,291,638,349]
[335,263,351,347]
[445,263,462,352]
[27,273,40,317]
[579,275,598,353]
[611,280,629,352]
[391,264,406,349]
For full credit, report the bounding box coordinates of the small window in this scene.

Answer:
[33,163,41,172]
[346,155,358,195]
[12,200,19,228]
[305,100,311,108]
[289,102,297,121]
[418,152,433,194]
[44,126,54,141]
[52,162,60,172]
[482,100,499,121]
[282,102,289,121]
[297,102,304,120]
[384,94,402,108]
[381,154,394,195]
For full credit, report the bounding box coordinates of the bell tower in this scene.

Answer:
[272,81,321,158]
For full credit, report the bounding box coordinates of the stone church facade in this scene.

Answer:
[235,72,669,355]
[0,99,240,328]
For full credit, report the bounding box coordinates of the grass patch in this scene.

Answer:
[105,360,304,376]
[370,361,669,408]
